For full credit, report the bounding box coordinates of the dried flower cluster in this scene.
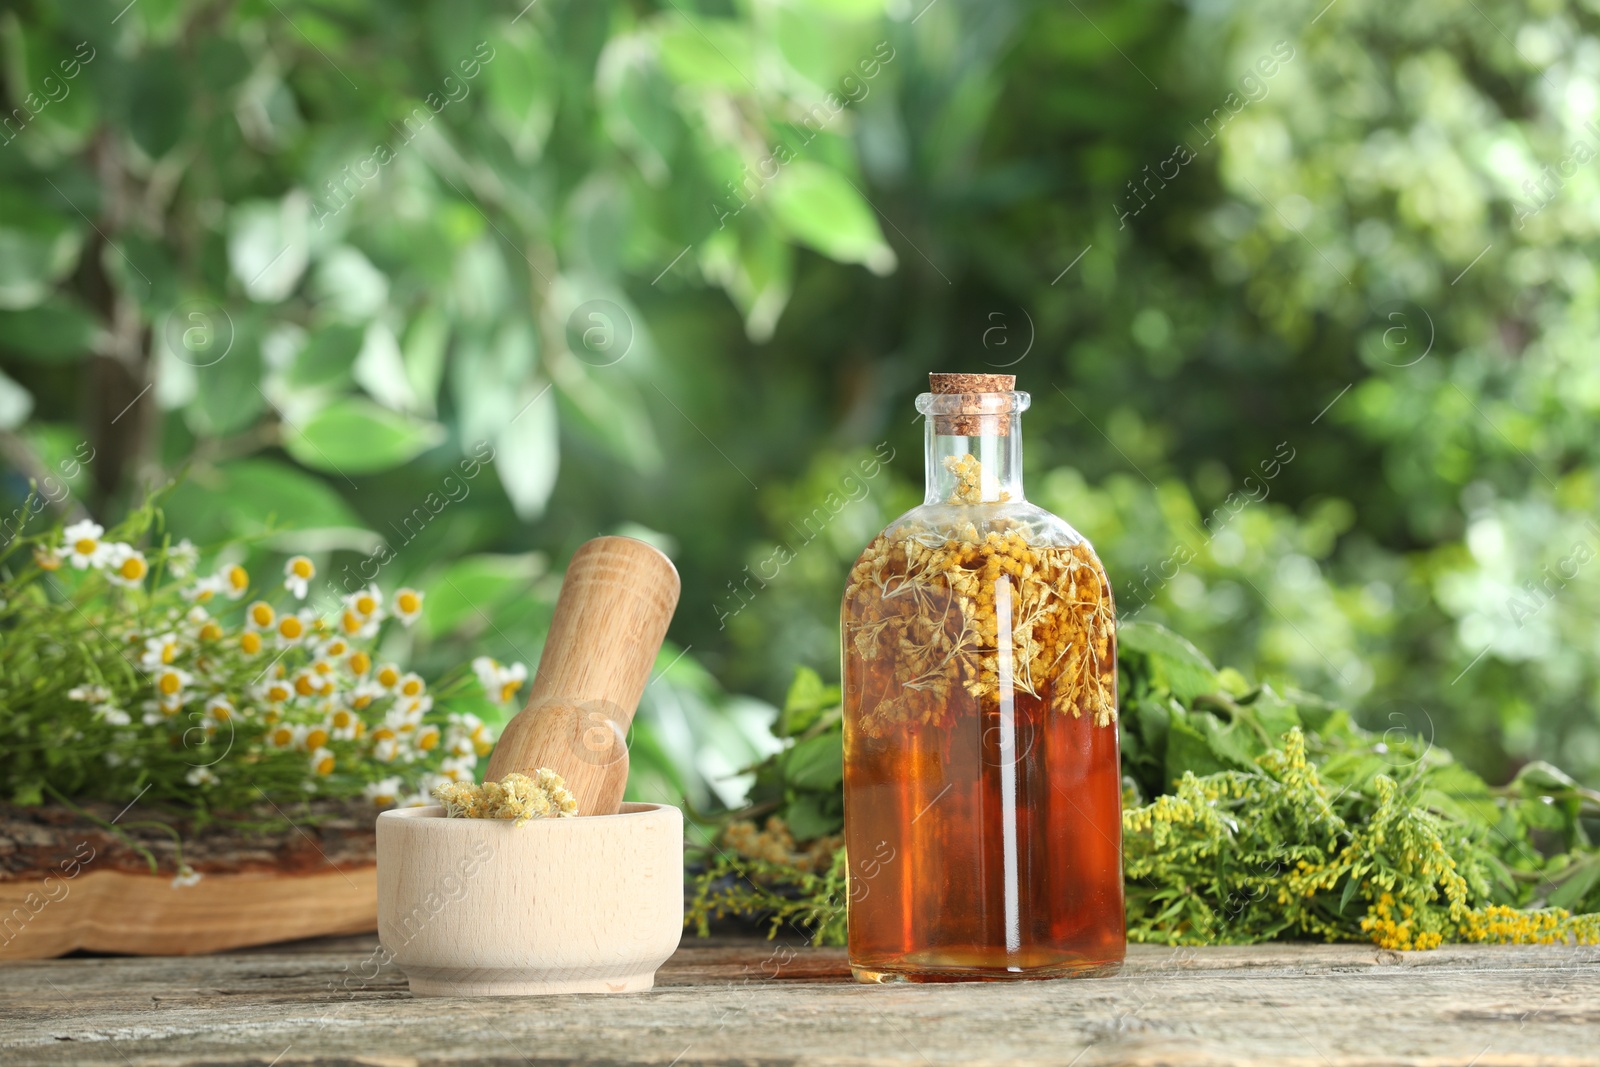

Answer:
[723,815,843,874]
[433,770,579,825]
[844,506,1117,737]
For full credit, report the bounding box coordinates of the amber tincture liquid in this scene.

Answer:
[841,376,1124,982]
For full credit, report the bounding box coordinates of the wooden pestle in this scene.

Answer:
[483,536,680,816]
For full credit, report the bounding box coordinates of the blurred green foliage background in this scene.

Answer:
[2,0,1598,798]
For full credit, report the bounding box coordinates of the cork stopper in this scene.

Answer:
[927,372,1017,435]
[929,373,1015,395]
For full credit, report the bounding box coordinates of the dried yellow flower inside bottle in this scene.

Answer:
[433,769,579,825]
[842,376,1125,982]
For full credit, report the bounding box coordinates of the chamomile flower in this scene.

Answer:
[222,563,250,600]
[494,662,528,705]
[204,696,235,725]
[318,636,350,659]
[67,684,112,704]
[374,663,403,691]
[152,666,192,702]
[96,705,132,727]
[292,668,330,698]
[276,609,313,647]
[186,766,219,787]
[166,538,199,577]
[141,632,183,670]
[258,678,294,705]
[304,723,331,751]
[364,776,403,806]
[266,722,304,749]
[416,724,442,752]
[439,755,476,782]
[346,680,382,711]
[59,520,112,570]
[182,573,226,603]
[246,601,276,630]
[105,543,150,588]
[284,555,315,598]
[372,737,400,763]
[346,585,383,619]
[392,587,423,626]
[347,649,372,676]
[396,672,426,701]
[329,705,361,740]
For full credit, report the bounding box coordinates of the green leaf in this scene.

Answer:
[1120,620,1220,703]
[401,309,449,415]
[767,161,896,274]
[0,194,83,310]
[283,397,445,475]
[0,368,34,430]
[421,553,547,638]
[0,296,97,360]
[656,15,754,90]
[778,666,840,737]
[289,323,365,391]
[1164,710,1238,786]
[127,49,189,157]
[784,731,844,791]
[228,195,310,303]
[1546,856,1600,911]
[493,381,559,519]
[784,791,843,841]
[163,457,370,547]
[187,324,264,436]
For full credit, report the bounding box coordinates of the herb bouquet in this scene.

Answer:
[0,496,525,957]
[689,624,1600,950]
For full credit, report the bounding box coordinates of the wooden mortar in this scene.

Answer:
[484,535,680,816]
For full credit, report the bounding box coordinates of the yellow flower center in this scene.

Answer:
[349,651,372,675]
[377,666,399,688]
[250,603,274,627]
[418,730,440,751]
[355,594,376,615]
[120,556,147,581]
[241,632,263,654]
[305,727,329,750]
[75,538,98,555]
[279,616,304,639]
[200,621,223,642]
[397,591,421,614]
[228,565,248,591]
[314,754,335,775]
[401,678,423,697]
[158,673,182,696]
[291,558,314,578]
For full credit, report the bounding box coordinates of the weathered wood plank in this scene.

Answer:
[2,936,1597,1066]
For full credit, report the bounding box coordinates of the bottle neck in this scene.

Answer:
[924,412,1025,505]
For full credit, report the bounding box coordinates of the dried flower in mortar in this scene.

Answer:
[433,770,579,826]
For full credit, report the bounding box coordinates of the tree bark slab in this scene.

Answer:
[1,936,1596,1066]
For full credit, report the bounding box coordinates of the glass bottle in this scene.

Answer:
[841,373,1124,982]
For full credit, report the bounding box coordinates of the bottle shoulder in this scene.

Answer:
[874,500,1094,553]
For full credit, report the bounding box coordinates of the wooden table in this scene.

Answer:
[2,935,1597,1066]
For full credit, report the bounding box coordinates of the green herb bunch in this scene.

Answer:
[689,623,1600,949]
[0,496,519,814]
